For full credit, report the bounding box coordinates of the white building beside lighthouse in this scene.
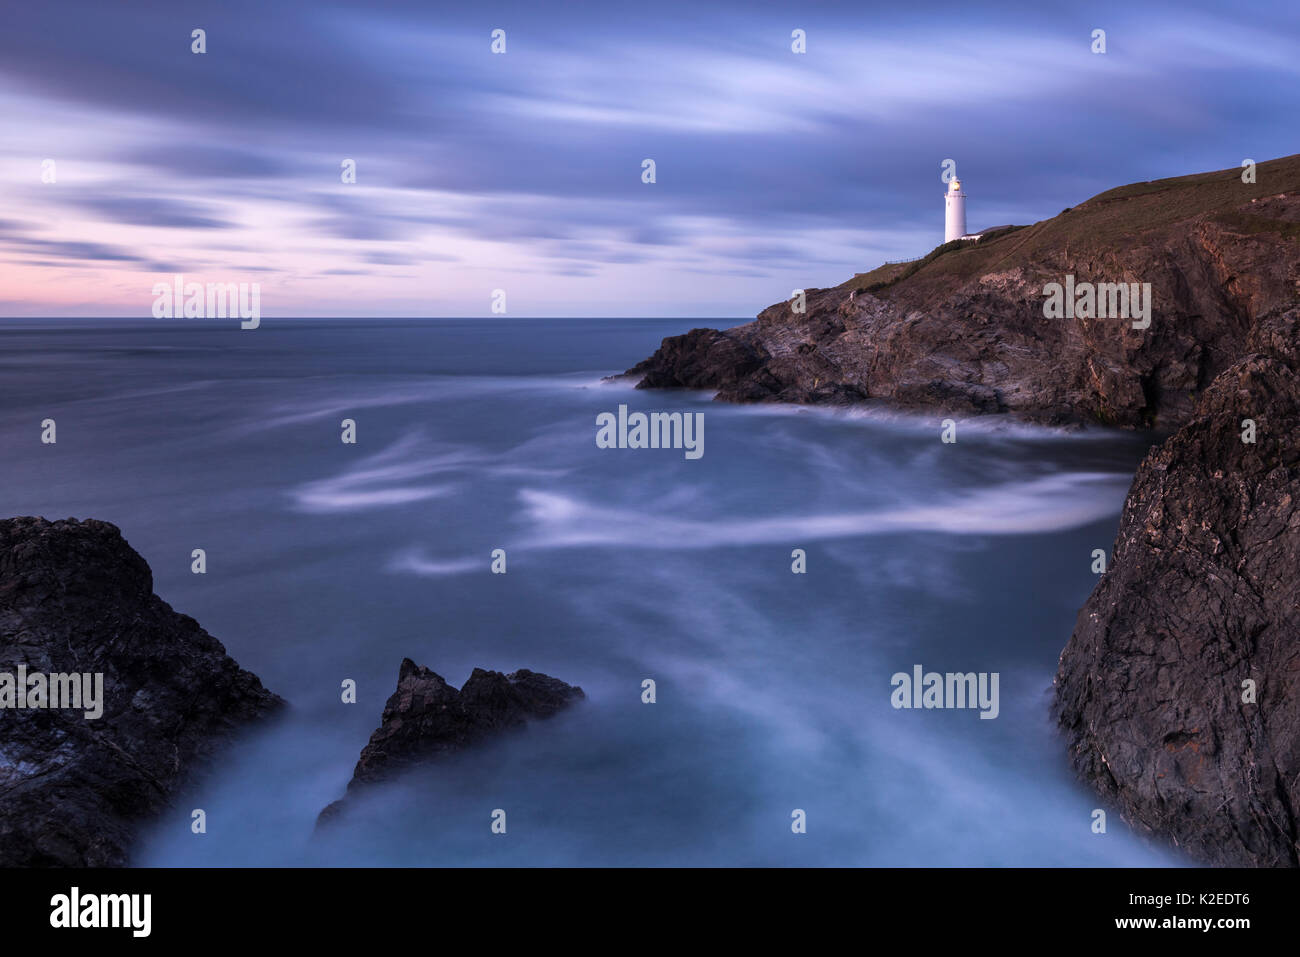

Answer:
[944,178,967,242]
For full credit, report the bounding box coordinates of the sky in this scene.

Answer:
[0,0,1296,318]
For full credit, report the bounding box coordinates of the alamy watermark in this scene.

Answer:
[152,274,261,329]
[1042,274,1150,329]
[0,665,104,719]
[50,887,150,937]
[596,404,704,459]
[890,664,999,719]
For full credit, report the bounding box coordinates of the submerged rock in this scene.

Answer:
[1054,307,1300,866]
[317,659,584,825]
[0,517,283,866]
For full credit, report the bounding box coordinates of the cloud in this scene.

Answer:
[115,145,293,180]
[67,194,234,229]
[16,238,145,262]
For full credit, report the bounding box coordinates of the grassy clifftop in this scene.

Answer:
[841,153,1300,298]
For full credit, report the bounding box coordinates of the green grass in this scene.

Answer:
[1212,210,1300,241]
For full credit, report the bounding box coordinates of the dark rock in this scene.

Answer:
[622,327,770,393]
[0,517,283,866]
[317,659,583,825]
[1054,307,1300,865]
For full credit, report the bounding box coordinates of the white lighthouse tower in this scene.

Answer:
[944,178,967,243]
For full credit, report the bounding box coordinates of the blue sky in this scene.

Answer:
[1,0,1296,317]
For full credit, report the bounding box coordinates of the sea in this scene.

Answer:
[0,317,1175,866]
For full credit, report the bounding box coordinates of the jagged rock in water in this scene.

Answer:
[0,517,283,866]
[317,658,584,825]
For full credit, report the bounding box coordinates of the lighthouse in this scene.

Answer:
[944,178,967,243]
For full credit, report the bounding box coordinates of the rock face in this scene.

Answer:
[621,155,1300,430]
[0,517,283,866]
[318,659,584,824]
[1055,306,1300,866]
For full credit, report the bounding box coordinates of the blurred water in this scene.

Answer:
[0,318,1176,866]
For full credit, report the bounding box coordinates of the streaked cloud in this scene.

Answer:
[0,0,1295,316]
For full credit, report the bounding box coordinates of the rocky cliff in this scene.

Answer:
[622,155,1300,430]
[1054,306,1300,866]
[0,517,283,866]
[317,658,583,824]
